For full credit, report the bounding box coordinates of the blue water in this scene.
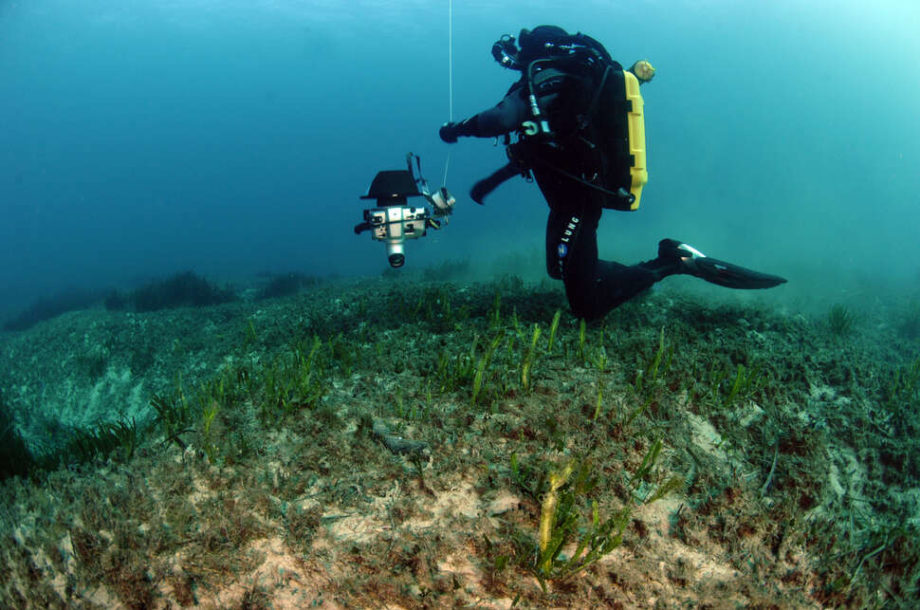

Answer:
[2,0,919,317]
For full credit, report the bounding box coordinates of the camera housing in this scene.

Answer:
[363,203,430,268]
[354,155,454,268]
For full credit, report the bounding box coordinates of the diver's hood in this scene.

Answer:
[517,25,571,63]
[492,25,572,71]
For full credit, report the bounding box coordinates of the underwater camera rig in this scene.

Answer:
[354,153,455,268]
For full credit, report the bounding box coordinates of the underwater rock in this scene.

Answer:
[371,419,429,456]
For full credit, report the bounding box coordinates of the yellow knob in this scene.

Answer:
[632,60,656,83]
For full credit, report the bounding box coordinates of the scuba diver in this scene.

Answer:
[439,26,786,321]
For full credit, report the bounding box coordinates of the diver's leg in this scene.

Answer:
[539,176,659,320]
[544,208,569,280]
[573,259,661,321]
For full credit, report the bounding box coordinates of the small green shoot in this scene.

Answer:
[826,304,856,337]
[633,328,672,394]
[472,331,504,406]
[722,362,764,409]
[547,310,562,353]
[201,400,220,463]
[521,324,542,392]
[523,440,683,588]
[150,387,193,450]
[490,292,502,328]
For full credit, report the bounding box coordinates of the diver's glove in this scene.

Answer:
[439,122,461,143]
[439,118,478,143]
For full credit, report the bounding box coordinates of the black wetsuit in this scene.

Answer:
[451,79,670,321]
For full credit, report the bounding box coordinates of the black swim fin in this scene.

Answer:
[684,257,787,289]
[659,239,787,289]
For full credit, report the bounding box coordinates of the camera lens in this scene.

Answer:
[386,241,405,268]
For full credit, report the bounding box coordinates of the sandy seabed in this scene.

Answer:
[1,274,918,608]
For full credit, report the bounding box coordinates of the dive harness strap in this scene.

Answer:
[467,149,635,208]
[583,64,613,129]
[526,153,637,206]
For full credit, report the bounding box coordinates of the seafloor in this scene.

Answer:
[1,271,918,608]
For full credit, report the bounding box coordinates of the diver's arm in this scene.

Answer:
[440,86,528,142]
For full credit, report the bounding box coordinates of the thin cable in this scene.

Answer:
[442,147,452,187]
[442,0,453,186]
